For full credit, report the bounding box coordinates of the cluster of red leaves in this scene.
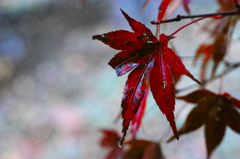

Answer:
[193,1,239,82]
[100,130,165,159]
[93,8,200,145]
[167,90,240,159]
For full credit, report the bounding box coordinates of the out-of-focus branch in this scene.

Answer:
[175,61,240,94]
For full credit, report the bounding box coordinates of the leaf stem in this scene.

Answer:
[169,17,206,37]
[219,72,224,95]
[151,9,240,25]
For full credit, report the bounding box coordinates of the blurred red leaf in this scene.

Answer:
[194,44,214,81]
[100,130,123,159]
[223,93,240,109]
[158,0,172,22]
[156,0,172,36]
[105,148,123,159]
[124,140,165,159]
[100,130,121,148]
[183,0,191,14]
[168,90,240,158]
[141,0,151,13]
[232,0,240,6]
[167,0,182,16]
[93,9,200,145]
[194,16,237,81]
[217,0,235,10]
[143,143,165,159]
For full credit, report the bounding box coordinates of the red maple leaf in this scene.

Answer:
[167,90,240,158]
[93,9,200,145]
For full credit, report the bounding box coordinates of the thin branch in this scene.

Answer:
[151,9,240,25]
[207,62,240,82]
[175,61,240,93]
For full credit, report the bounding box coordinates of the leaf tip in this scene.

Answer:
[196,79,202,85]
[119,126,128,147]
[166,138,173,143]
[120,8,131,21]
[120,8,125,15]
[174,132,179,140]
[92,35,102,40]
[166,134,177,143]
[186,71,202,85]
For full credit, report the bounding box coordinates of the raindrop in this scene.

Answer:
[163,80,166,89]
[118,138,123,148]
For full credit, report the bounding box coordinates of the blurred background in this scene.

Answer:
[0,0,239,159]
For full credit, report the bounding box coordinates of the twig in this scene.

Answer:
[151,9,240,25]
[175,61,240,93]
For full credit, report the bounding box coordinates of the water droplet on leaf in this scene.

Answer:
[118,138,123,148]
[163,80,166,89]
